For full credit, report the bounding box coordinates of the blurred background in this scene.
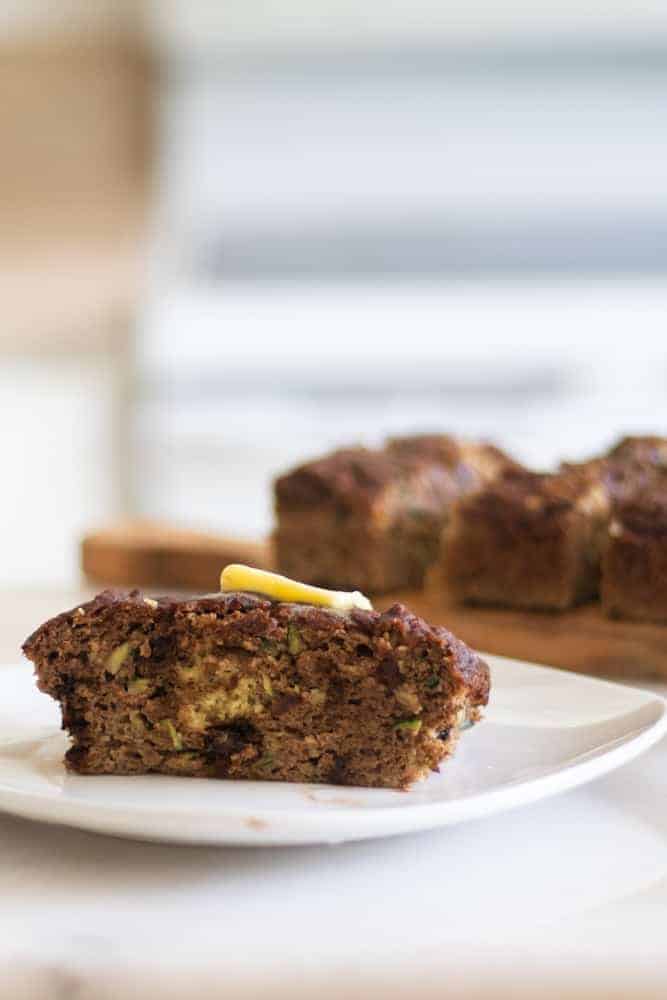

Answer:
[2,0,667,587]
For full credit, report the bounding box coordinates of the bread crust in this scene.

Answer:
[274,434,519,592]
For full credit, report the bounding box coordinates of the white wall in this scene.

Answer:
[151,0,667,52]
[160,60,666,260]
[138,279,667,539]
[0,359,119,586]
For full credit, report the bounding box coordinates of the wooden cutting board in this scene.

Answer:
[81,522,666,680]
[382,586,667,681]
[81,521,272,593]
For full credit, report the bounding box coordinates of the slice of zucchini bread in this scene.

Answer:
[22,588,489,790]
[442,468,610,611]
[274,433,518,593]
[563,435,667,621]
[601,488,667,623]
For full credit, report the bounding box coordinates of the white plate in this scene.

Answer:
[0,656,664,846]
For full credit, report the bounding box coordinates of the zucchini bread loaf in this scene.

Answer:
[596,437,667,622]
[442,434,667,616]
[602,488,667,623]
[443,468,610,610]
[22,571,489,790]
[274,434,518,593]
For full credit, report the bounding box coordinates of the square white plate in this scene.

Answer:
[0,655,664,846]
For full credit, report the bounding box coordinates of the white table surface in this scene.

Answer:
[2,590,667,999]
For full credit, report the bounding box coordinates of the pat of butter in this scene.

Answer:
[220,564,373,612]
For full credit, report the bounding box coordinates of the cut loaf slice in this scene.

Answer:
[23,588,489,790]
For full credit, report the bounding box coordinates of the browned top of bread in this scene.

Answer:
[23,589,490,707]
[274,447,396,510]
[611,490,667,538]
[465,467,595,507]
[275,434,517,512]
[573,437,667,504]
[386,433,511,467]
[562,443,667,507]
[606,435,667,467]
[457,468,601,536]
[386,434,464,464]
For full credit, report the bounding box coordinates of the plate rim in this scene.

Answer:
[0,657,665,845]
